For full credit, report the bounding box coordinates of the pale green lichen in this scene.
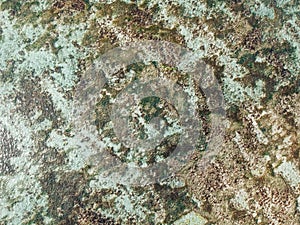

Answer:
[0,0,299,224]
[231,189,250,211]
[248,1,275,19]
[0,101,50,223]
[274,160,300,189]
[173,211,207,225]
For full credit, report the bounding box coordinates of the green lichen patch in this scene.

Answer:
[1,0,300,223]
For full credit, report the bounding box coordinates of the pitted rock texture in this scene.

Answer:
[0,0,299,224]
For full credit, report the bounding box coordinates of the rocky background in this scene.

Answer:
[0,0,299,224]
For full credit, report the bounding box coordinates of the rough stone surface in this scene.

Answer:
[0,0,299,224]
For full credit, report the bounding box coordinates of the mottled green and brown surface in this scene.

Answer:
[0,0,299,224]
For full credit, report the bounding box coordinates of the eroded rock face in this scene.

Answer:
[0,0,299,224]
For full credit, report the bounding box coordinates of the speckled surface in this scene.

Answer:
[0,0,299,224]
